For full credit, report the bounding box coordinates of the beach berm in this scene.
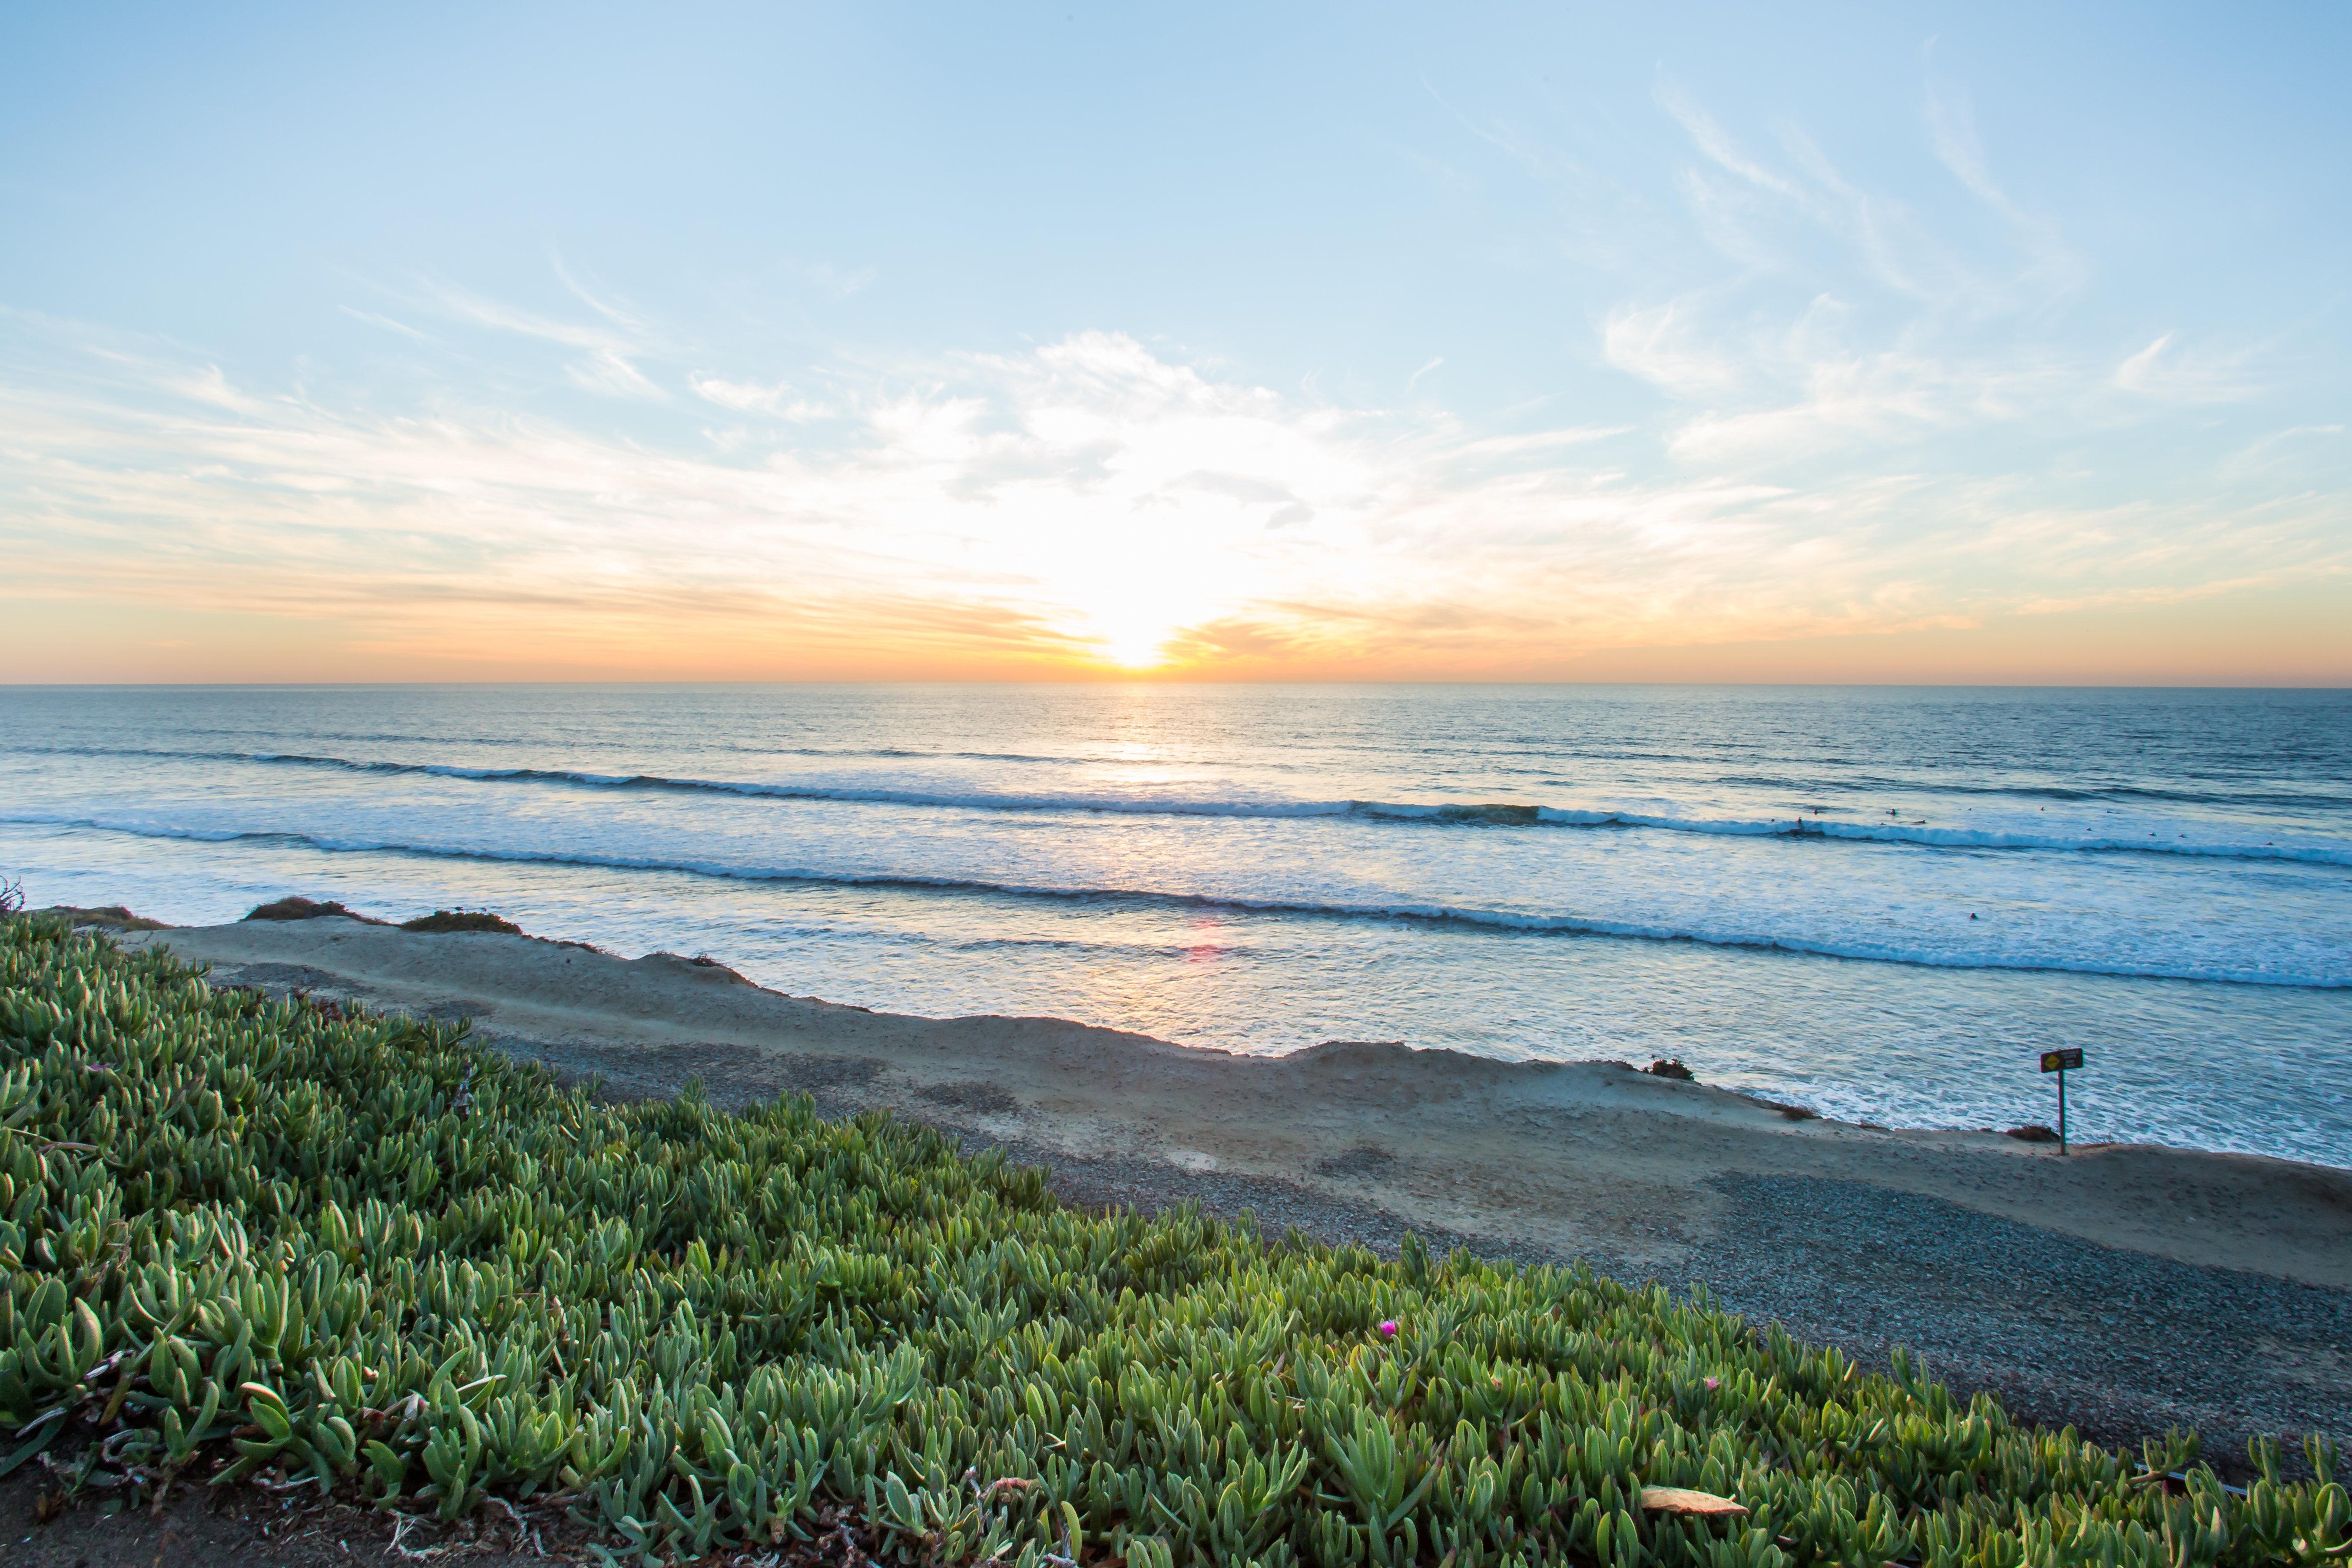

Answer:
[5,911,2349,1565]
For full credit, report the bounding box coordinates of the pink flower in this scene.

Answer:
[1378,1320,1399,1339]
[1703,1377,1721,1392]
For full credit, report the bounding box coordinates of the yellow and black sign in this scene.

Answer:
[2040,1048,2084,1074]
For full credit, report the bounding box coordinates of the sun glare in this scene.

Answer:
[1076,586,1186,668]
[1100,624,1173,669]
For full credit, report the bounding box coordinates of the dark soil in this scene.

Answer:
[1,1464,563,1567]
[0,1462,884,1567]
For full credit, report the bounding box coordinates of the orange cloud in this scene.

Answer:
[2,322,2347,685]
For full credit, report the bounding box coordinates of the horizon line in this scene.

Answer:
[5,678,2349,693]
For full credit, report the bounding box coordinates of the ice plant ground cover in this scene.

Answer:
[0,915,2345,1567]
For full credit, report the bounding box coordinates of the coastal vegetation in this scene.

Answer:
[1,913,2343,1567]
[241,896,523,935]
[396,908,528,936]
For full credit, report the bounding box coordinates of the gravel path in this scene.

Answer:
[1657,1175,2350,1472]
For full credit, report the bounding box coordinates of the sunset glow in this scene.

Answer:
[5,14,2351,1558]
[1,5,2345,684]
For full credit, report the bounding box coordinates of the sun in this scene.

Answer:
[1085,605,1176,669]
[1099,623,1173,669]
[1077,583,1202,670]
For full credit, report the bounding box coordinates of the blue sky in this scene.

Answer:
[4,1,2348,680]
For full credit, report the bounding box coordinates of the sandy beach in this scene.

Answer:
[95,910,2352,1467]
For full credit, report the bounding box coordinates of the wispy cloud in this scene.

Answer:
[567,348,667,401]
[1655,82,1798,200]
[688,374,830,420]
[339,307,435,343]
[551,257,653,333]
[411,276,669,400]
[1921,76,2084,298]
[2114,332,2259,404]
[1923,80,2020,222]
[3,306,2340,676]
[792,260,878,299]
[1602,299,1746,400]
[159,364,268,414]
[1599,78,2216,472]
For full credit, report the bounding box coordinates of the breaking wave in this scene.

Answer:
[12,747,2348,865]
[9,812,2343,989]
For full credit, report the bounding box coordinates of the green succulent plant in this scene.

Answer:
[1,912,2345,1567]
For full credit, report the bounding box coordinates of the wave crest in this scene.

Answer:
[8,812,2343,990]
[71,748,2343,865]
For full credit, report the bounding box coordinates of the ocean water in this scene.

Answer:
[3,683,2347,1166]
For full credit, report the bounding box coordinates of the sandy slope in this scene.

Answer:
[68,912,2350,1459]
[116,915,2349,1289]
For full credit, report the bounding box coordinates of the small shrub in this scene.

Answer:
[243,896,382,924]
[42,905,171,933]
[2007,1124,2062,1144]
[398,909,523,935]
[1645,1057,1697,1082]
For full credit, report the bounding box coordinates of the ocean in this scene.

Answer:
[3,683,2347,1167]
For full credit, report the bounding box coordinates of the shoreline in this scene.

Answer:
[53,904,2352,1463]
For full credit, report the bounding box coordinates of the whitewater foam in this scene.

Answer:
[9,683,2351,1166]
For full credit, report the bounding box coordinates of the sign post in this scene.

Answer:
[2039,1048,2084,1153]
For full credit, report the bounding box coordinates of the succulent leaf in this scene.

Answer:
[0,912,2330,1566]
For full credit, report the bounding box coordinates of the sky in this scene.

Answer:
[3,1,2348,683]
